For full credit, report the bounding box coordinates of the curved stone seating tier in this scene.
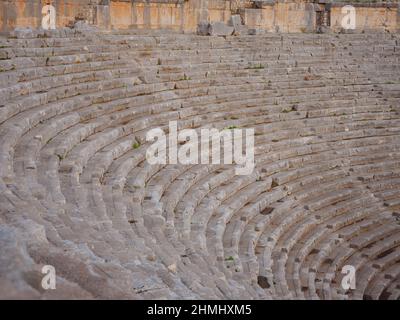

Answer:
[0,30,399,299]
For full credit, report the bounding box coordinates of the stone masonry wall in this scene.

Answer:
[0,0,99,32]
[330,3,399,33]
[107,0,233,31]
[243,1,399,33]
[0,0,399,33]
[243,1,317,33]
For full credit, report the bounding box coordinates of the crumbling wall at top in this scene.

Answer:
[107,0,233,32]
[0,0,399,34]
[0,0,234,33]
[242,1,399,33]
[242,1,317,33]
[330,2,399,33]
[0,0,100,33]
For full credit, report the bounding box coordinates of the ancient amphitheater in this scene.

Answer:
[0,0,400,300]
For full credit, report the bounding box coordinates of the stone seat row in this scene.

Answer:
[1,31,399,299]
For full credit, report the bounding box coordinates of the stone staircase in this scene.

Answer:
[0,28,399,299]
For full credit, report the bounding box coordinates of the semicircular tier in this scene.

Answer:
[0,29,399,299]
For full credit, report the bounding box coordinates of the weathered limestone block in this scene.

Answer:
[230,14,242,29]
[72,20,97,31]
[97,3,111,29]
[197,21,210,36]
[317,26,332,34]
[143,214,166,229]
[248,28,265,35]
[209,22,234,36]
[10,27,37,39]
[229,14,248,35]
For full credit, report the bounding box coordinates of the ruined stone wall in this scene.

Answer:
[0,0,99,32]
[0,0,399,33]
[0,0,233,32]
[243,1,316,33]
[243,1,399,33]
[330,3,399,33]
[108,0,232,31]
